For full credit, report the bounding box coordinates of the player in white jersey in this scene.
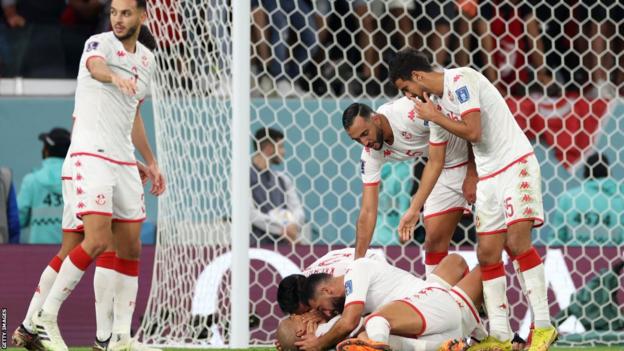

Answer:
[32,2,165,351]
[277,248,387,315]
[294,255,485,350]
[342,97,478,276]
[389,48,556,351]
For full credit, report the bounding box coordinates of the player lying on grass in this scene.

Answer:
[289,254,487,351]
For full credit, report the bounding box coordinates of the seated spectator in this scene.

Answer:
[551,153,624,246]
[251,127,306,244]
[0,165,19,243]
[18,127,70,243]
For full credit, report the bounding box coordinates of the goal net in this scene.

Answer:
[138,0,624,347]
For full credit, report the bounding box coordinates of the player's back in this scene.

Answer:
[441,67,533,178]
[71,31,155,164]
[303,248,386,276]
[344,258,427,314]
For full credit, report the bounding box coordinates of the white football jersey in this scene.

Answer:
[71,31,156,164]
[303,248,387,277]
[343,258,427,314]
[360,97,468,185]
[437,67,534,178]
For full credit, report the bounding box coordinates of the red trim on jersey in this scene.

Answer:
[344,301,365,309]
[49,256,63,273]
[424,251,448,265]
[112,217,146,223]
[61,176,72,180]
[478,152,535,181]
[423,207,469,220]
[396,300,426,336]
[450,288,480,323]
[77,211,113,218]
[481,262,505,281]
[477,228,507,236]
[114,256,139,277]
[96,251,116,269]
[444,161,469,170]
[516,247,542,272]
[429,141,448,146]
[460,108,481,118]
[363,181,380,187]
[507,217,544,228]
[63,225,84,233]
[69,245,94,271]
[71,152,137,166]
[86,55,106,70]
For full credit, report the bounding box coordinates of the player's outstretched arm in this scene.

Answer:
[414,93,482,142]
[398,143,446,242]
[295,303,364,351]
[86,56,137,96]
[354,184,379,259]
[132,109,165,196]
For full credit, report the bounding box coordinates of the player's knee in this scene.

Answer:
[443,253,467,271]
[117,240,142,260]
[477,243,502,265]
[423,234,447,253]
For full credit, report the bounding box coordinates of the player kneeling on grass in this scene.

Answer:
[287,254,487,351]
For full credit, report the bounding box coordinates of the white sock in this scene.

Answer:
[482,276,512,341]
[42,247,92,316]
[365,315,390,344]
[23,260,60,332]
[112,257,139,339]
[425,264,437,278]
[94,267,116,341]
[521,263,551,328]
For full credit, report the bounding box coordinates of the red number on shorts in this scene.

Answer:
[505,197,514,218]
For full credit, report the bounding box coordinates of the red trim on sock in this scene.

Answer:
[96,251,116,269]
[481,262,505,281]
[49,256,63,272]
[516,247,542,272]
[69,245,94,271]
[114,257,139,276]
[425,251,448,265]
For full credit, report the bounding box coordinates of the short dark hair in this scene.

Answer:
[584,153,609,179]
[136,0,146,9]
[342,103,374,130]
[254,127,284,151]
[301,273,332,305]
[138,24,157,51]
[277,274,307,314]
[388,48,433,83]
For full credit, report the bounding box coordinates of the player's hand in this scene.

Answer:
[136,161,149,185]
[146,162,166,196]
[413,92,438,122]
[295,333,322,351]
[398,208,420,243]
[462,173,478,204]
[7,14,26,27]
[284,223,300,241]
[111,74,137,96]
[274,339,283,351]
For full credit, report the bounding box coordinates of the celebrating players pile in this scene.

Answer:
[276,48,557,351]
[12,1,165,351]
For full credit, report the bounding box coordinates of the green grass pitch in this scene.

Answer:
[7,347,623,351]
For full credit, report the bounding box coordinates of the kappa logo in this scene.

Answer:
[453,74,462,83]
[383,149,393,157]
[405,150,422,157]
[117,50,126,57]
[401,131,413,140]
[95,194,106,206]
[141,55,149,68]
[455,86,470,103]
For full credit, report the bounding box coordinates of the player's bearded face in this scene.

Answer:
[395,78,425,101]
[110,0,143,41]
[315,294,345,318]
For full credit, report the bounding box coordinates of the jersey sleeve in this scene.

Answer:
[428,121,450,146]
[451,69,481,118]
[360,147,384,186]
[81,34,112,67]
[343,259,373,308]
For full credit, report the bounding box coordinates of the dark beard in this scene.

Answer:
[333,296,346,315]
[114,24,139,41]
